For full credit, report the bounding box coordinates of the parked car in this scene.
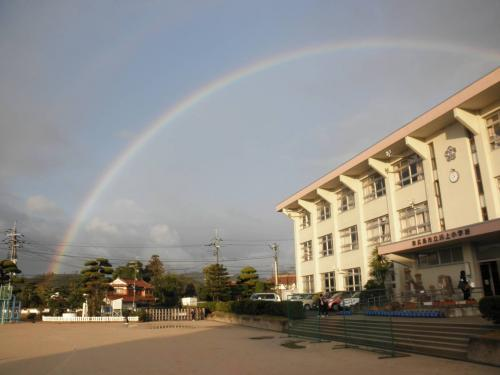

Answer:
[326,291,361,311]
[287,293,314,310]
[250,293,281,302]
[341,291,361,308]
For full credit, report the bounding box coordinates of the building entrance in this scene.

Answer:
[480,261,500,296]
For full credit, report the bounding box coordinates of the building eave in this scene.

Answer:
[378,218,500,256]
[276,67,500,212]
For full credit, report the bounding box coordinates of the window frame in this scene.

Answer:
[486,111,500,149]
[299,212,311,229]
[322,271,336,292]
[337,188,355,213]
[340,225,358,252]
[416,246,464,268]
[301,240,313,262]
[302,275,314,293]
[399,202,431,238]
[366,215,391,245]
[394,155,424,187]
[319,233,334,257]
[344,267,362,291]
[363,173,386,202]
[317,201,331,222]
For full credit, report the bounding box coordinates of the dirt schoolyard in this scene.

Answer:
[0,321,497,374]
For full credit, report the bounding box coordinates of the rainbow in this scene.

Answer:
[49,37,500,273]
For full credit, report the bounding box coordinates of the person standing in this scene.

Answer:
[318,294,325,317]
[458,270,471,300]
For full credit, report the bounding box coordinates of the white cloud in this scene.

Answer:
[150,224,179,245]
[86,217,119,235]
[26,195,62,216]
[112,198,144,213]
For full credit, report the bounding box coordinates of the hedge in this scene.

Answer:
[200,300,304,319]
[479,296,500,324]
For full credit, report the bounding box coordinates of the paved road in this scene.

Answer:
[0,321,496,374]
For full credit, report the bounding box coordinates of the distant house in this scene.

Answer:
[269,273,297,299]
[106,278,155,310]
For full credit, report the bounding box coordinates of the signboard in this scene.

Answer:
[411,228,471,247]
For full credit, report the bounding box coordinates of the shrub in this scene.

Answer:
[479,296,500,324]
[200,300,304,319]
[137,309,150,322]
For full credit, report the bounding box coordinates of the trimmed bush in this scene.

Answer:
[479,296,500,324]
[200,300,304,319]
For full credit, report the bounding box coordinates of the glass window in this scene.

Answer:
[301,240,312,262]
[366,215,391,245]
[416,246,463,267]
[302,275,314,293]
[486,111,500,149]
[340,225,358,251]
[319,233,333,257]
[344,268,362,291]
[394,154,424,187]
[363,173,386,202]
[337,189,355,213]
[399,202,431,238]
[300,212,311,229]
[322,271,335,292]
[317,201,331,221]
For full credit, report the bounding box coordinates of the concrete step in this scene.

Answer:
[288,328,468,360]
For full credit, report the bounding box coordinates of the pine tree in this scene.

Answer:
[144,255,165,282]
[0,259,21,285]
[203,263,230,302]
[81,258,113,316]
[237,266,259,298]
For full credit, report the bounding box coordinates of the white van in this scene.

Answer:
[250,293,281,302]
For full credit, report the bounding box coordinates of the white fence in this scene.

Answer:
[42,316,139,323]
[144,307,205,321]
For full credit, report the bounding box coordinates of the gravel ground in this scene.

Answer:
[0,321,497,375]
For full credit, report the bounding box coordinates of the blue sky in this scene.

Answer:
[1,0,499,277]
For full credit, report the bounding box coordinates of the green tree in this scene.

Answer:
[113,260,143,280]
[365,247,392,289]
[154,274,183,307]
[237,266,259,298]
[81,258,113,316]
[203,264,230,302]
[144,255,165,282]
[183,282,197,297]
[0,259,21,285]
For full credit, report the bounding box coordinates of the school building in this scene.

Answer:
[276,68,500,300]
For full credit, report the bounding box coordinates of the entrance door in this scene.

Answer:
[480,261,500,296]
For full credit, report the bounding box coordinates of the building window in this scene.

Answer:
[340,225,358,251]
[486,111,500,149]
[363,173,386,202]
[299,212,311,229]
[317,201,331,221]
[344,268,362,291]
[337,188,355,213]
[322,272,336,292]
[416,246,463,267]
[319,233,333,257]
[394,154,424,187]
[303,275,314,293]
[301,240,312,262]
[399,202,431,238]
[366,215,391,245]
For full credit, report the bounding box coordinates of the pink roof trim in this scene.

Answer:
[276,68,500,211]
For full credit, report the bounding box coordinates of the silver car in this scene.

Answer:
[287,293,314,310]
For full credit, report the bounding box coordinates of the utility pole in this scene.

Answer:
[4,222,23,264]
[207,229,222,265]
[270,243,279,290]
